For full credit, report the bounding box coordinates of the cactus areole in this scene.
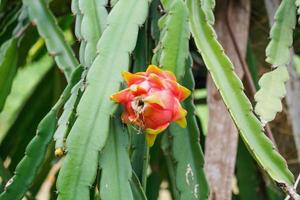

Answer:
[111,65,191,146]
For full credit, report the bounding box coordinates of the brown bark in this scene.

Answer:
[204,1,250,200]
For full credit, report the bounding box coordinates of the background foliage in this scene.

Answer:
[0,0,300,199]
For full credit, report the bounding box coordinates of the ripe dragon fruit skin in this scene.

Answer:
[111,65,191,146]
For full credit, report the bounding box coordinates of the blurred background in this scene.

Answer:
[0,0,300,199]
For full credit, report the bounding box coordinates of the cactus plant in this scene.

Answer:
[0,0,299,199]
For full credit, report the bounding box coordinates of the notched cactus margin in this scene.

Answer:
[71,0,85,64]
[56,0,150,199]
[99,116,134,200]
[159,0,190,80]
[79,0,108,67]
[71,0,83,41]
[0,38,18,112]
[54,80,83,156]
[187,0,294,190]
[166,59,210,200]
[23,0,79,81]
[265,0,296,67]
[255,67,289,124]
[266,0,296,67]
[56,0,109,155]
[0,66,83,200]
[0,112,57,200]
[201,0,215,25]
[54,0,109,155]
[255,0,296,123]
[154,0,209,199]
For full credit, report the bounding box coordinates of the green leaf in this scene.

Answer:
[53,68,84,154]
[0,5,21,43]
[23,0,79,81]
[166,68,210,200]
[54,0,91,154]
[16,27,39,67]
[146,142,163,200]
[56,0,150,199]
[57,0,109,150]
[161,58,209,199]
[71,0,85,65]
[130,21,154,185]
[265,0,296,67]
[130,172,147,200]
[293,55,300,76]
[0,0,7,12]
[0,38,18,112]
[187,0,294,187]
[79,0,108,67]
[159,0,189,80]
[110,0,119,7]
[53,80,82,151]
[133,25,153,71]
[0,70,55,171]
[255,67,289,123]
[130,127,147,183]
[154,1,209,199]
[149,0,161,42]
[0,157,11,193]
[161,134,180,199]
[0,56,53,142]
[255,0,296,123]
[99,117,133,200]
[201,0,215,25]
[0,66,83,200]
[73,0,108,67]
[12,5,29,38]
[236,138,266,200]
[0,112,56,200]
[71,0,83,41]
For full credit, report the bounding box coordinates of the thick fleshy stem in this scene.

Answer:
[141,136,149,191]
